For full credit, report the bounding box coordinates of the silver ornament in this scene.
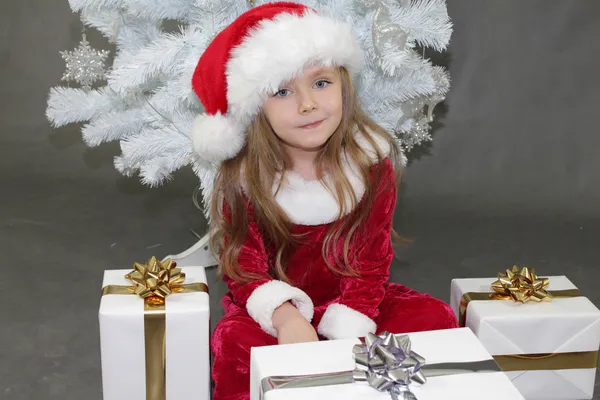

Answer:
[60,33,110,90]
[396,97,426,130]
[400,115,432,152]
[424,94,445,122]
[424,67,450,121]
[394,97,434,151]
[372,7,408,58]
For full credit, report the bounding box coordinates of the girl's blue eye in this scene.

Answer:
[274,88,291,97]
[314,79,331,89]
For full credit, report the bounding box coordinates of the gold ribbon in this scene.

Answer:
[101,257,209,400]
[493,351,599,371]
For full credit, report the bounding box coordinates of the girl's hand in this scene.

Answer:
[272,302,319,345]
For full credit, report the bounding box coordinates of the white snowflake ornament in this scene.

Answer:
[60,33,110,90]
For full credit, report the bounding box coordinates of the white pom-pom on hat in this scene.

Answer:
[192,113,245,164]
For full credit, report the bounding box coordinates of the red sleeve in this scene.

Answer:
[221,200,314,337]
[317,158,396,340]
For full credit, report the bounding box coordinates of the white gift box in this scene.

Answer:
[99,266,210,400]
[250,327,524,400]
[450,275,600,400]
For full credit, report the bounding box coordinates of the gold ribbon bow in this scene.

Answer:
[101,257,208,400]
[459,265,581,327]
[101,256,207,299]
[489,265,552,303]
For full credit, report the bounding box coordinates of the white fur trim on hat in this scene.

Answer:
[192,112,245,163]
[246,280,314,337]
[226,10,364,128]
[317,303,377,340]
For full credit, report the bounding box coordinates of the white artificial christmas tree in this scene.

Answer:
[47,0,452,217]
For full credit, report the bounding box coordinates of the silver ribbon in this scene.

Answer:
[260,332,500,400]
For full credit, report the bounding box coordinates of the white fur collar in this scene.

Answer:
[272,130,391,226]
[274,162,363,226]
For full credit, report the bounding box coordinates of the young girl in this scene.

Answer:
[190,3,458,399]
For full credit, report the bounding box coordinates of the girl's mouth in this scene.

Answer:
[299,120,323,129]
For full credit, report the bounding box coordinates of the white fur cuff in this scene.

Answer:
[317,303,377,340]
[246,280,314,337]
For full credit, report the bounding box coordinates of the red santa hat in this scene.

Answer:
[191,2,364,164]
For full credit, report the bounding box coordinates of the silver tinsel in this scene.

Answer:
[60,33,110,90]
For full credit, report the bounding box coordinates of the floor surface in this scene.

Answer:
[2,177,599,398]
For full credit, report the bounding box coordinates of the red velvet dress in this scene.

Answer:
[210,157,459,400]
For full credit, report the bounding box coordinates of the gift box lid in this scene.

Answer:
[99,266,209,315]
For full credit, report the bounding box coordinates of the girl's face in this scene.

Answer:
[262,66,343,157]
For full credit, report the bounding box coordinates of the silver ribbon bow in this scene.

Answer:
[353,332,426,400]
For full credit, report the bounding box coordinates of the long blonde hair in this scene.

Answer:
[209,67,403,284]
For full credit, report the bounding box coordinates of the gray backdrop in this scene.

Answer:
[2,0,599,399]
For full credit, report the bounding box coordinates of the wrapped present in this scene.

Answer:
[450,266,600,400]
[99,257,210,400]
[250,327,524,400]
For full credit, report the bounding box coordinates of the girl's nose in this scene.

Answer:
[298,91,318,114]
